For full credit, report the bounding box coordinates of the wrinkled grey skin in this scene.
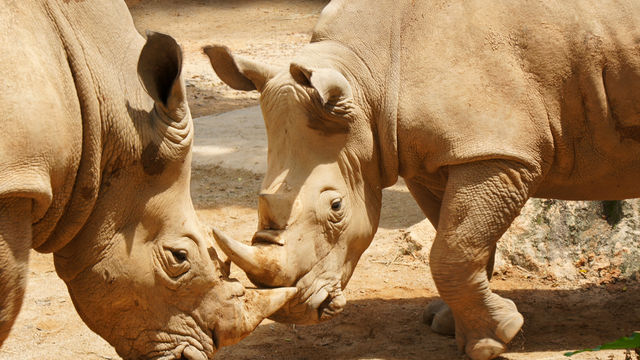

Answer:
[0,1,295,359]
[206,0,640,359]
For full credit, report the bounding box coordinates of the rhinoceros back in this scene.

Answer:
[0,1,83,240]
[351,0,640,200]
[0,0,146,252]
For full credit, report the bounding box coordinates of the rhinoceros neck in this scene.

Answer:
[306,0,404,187]
[33,0,146,254]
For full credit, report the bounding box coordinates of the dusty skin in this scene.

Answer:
[0,1,295,359]
[207,0,640,359]
[1,1,639,359]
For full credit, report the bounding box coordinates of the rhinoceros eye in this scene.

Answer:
[331,198,342,211]
[163,247,191,278]
[171,249,188,263]
[321,190,345,225]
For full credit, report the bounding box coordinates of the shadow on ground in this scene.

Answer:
[192,163,426,229]
[217,286,640,360]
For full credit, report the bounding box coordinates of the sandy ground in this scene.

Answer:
[1,1,639,359]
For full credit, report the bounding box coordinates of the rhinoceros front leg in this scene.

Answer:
[422,243,498,336]
[0,198,32,344]
[405,177,499,337]
[429,159,539,360]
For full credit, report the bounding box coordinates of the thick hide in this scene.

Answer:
[206,1,640,359]
[0,1,295,359]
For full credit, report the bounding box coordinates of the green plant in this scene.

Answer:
[564,332,640,357]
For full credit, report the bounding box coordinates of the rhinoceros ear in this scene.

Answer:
[138,31,187,121]
[289,63,353,107]
[203,45,276,92]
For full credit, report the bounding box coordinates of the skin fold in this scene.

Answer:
[0,1,295,359]
[206,0,640,359]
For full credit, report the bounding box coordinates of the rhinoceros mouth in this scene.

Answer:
[268,277,346,324]
[130,330,213,360]
[210,328,219,352]
[175,344,208,360]
[314,287,347,321]
[316,293,344,321]
[136,342,210,360]
[164,342,210,360]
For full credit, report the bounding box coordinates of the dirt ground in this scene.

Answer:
[1,1,639,359]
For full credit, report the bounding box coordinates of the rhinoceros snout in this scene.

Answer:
[318,291,347,321]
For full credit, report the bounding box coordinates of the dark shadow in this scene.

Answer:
[187,82,260,118]
[191,163,428,230]
[379,185,426,230]
[129,0,330,11]
[217,285,640,359]
[191,163,262,211]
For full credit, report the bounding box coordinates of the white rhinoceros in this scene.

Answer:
[0,1,295,359]
[204,0,640,359]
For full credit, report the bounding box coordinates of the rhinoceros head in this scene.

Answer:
[204,44,388,324]
[51,33,296,359]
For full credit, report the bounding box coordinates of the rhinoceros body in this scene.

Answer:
[206,0,640,359]
[0,1,295,359]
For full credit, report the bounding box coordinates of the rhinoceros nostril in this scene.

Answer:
[211,328,219,350]
[317,295,333,319]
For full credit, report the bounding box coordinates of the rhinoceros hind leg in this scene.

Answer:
[423,298,455,335]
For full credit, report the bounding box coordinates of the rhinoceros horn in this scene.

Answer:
[211,227,292,287]
[219,286,297,347]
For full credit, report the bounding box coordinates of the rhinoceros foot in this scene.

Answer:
[455,294,524,360]
[423,298,455,336]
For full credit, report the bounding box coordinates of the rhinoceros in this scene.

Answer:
[204,0,640,359]
[0,1,295,359]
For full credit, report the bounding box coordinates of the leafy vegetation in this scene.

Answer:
[564,332,640,357]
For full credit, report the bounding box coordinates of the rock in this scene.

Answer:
[400,198,640,283]
[496,199,640,282]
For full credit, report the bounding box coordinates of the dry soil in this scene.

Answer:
[1,1,638,359]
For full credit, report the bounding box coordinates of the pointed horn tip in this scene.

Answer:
[211,227,231,244]
[246,287,298,318]
[211,227,291,287]
[210,227,238,257]
[274,286,298,301]
[251,287,298,302]
[202,44,230,57]
[210,227,266,275]
[202,45,214,55]
[211,227,244,250]
[268,287,297,317]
